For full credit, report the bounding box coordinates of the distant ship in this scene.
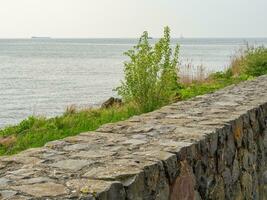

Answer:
[31,36,51,39]
[148,37,153,40]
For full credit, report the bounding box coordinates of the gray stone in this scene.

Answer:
[232,182,243,200]
[72,150,115,159]
[131,134,147,140]
[6,168,37,179]
[45,140,67,148]
[66,179,126,200]
[208,176,225,200]
[0,190,17,199]
[232,155,240,183]
[134,150,178,183]
[122,139,147,146]
[241,149,250,170]
[123,172,145,200]
[50,159,90,171]
[208,132,218,156]
[222,167,232,186]
[67,179,126,200]
[143,161,169,199]
[83,163,142,180]
[18,177,52,185]
[241,172,253,198]
[12,183,67,197]
[225,132,236,166]
[98,181,126,200]
[263,171,267,184]
[0,177,11,187]
[1,155,41,165]
[194,190,202,200]
[63,144,91,151]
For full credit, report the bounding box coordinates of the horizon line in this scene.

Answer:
[0,36,267,40]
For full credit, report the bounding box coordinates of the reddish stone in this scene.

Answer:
[170,161,195,200]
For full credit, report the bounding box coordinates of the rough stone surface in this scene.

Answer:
[1,75,267,199]
[50,159,91,171]
[12,182,67,197]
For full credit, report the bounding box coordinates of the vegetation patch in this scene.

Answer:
[0,104,140,155]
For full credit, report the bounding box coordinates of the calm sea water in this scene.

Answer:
[0,38,267,128]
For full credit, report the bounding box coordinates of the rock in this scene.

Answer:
[6,168,37,179]
[72,150,115,159]
[0,177,11,187]
[263,170,267,184]
[232,155,240,183]
[208,176,225,200]
[123,172,145,200]
[240,149,250,171]
[101,97,122,109]
[143,161,169,199]
[232,182,243,200]
[12,182,67,197]
[170,161,195,200]
[241,172,253,198]
[1,155,42,165]
[233,118,243,148]
[66,179,126,200]
[50,159,91,171]
[18,177,52,185]
[225,132,236,166]
[134,150,178,184]
[0,190,17,199]
[63,143,91,151]
[122,139,147,146]
[208,132,218,156]
[83,162,142,180]
[222,167,232,186]
[98,181,126,200]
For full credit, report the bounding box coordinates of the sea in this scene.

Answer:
[0,38,267,128]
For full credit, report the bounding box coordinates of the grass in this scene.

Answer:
[0,103,141,155]
[0,45,266,156]
[179,71,249,100]
[179,45,267,99]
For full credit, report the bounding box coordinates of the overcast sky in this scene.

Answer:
[0,0,266,38]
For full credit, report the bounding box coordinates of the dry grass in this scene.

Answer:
[65,104,77,115]
[0,135,17,147]
[228,48,246,77]
[179,63,209,85]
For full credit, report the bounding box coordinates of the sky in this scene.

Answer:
[0,0,266,38]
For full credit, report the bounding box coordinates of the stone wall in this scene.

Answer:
[1,75,267,200]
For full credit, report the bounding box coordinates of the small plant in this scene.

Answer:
[229,45,267,77]
[242,46,267,77]
[116,27,180,112]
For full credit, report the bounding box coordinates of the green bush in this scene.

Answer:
[116,27,180,112]
[242,46,267,77]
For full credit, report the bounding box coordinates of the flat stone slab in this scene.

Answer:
[50,159,91,171]
[0,190,17,199]
[12,182,67,197]
[0,75,267,199]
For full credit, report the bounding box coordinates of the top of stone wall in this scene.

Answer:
[0,75,267,199]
